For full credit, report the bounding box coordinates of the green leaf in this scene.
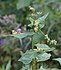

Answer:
[18,49,38,64]
[28,17,34,23]
[33,32,45,44]
[28,17,34,27]
[44,0,58,4]
[36,13,49,24]
[53,58,61,65]
[37,52,51,62]
[17,0,32,9]
[12,32,34,39]
[35,43,55,52]
[39,24,45,29]
[28,22,33,27]
[6,60,11,70]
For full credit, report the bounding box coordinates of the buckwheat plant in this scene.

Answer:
[11,10,57,70]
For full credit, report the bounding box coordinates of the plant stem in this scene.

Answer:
[32,36,34,70]
[32,37,37,70]
[32,58,37,70]
[32,37,34,50]
[32,11,37,70]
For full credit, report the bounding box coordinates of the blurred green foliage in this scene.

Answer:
[0,0,61,70]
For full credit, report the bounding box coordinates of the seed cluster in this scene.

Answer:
[34,21,38,32]
[45,35,57,45]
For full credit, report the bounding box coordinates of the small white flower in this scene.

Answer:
[45,34,48,39]
[47,38,50,43]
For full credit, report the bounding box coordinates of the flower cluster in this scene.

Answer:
[45,35,57,45]
[12,28,21,34]
[34,21,38,32]
[29,6,35,12]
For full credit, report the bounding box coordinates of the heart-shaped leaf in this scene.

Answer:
[37,52,51,62]
[18,49,38,64]
[35,43,55,52]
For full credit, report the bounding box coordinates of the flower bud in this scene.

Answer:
[45,34,48,39]
[53,40,57,45]
[50,40,54,45]
[29,6,35,12]
[34,27,38,32]
[13,32,17,34]
[12,30,17,34]
[36,57,39,60]
[16,28,21,33]
[47,38,50,43]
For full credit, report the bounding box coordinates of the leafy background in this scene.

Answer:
[0,0,61,70]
